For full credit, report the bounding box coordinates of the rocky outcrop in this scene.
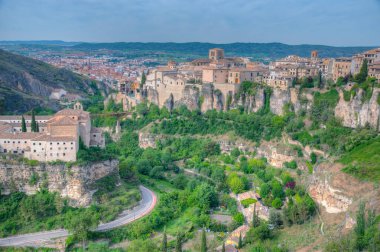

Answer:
[335,88,380,131]
[174,85,200,110]
[308,162,379,214]
[201,84,215,112]
[0,159,118,206]
[270,88,291,115]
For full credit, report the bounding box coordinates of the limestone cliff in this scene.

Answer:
[335,88,380,131]
[0,159,118,206]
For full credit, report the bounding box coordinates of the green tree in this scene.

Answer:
[161,228,167,252]
[175,232,182,252]
[355,59,368,84]
[252,203,260,228]
[238,232,243,248]
[355,202,366,250]
[66,210,99,250]
[140,72,146,89]
[222,242,225,252]
[31,110,37,132]
[201,228,207,252]
[310,152,317,164]
[21,116,27,132]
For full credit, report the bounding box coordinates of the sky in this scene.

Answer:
[0,0,379,46]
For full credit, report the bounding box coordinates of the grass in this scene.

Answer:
[340,137,380,182]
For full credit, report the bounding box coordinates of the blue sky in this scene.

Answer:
[0,0,379,46]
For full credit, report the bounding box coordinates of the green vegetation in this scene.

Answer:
[325,202,380,251]
[241,198,257,208]
[340,136,380,182]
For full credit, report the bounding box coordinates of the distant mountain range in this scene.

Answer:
[72,42,376,59]
[0,41,376,60]
[0,49,105,114]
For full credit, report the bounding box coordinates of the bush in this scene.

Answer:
[241,198,257,208]
[310,152,317,164]
[284,160,298,169]
[271,198,283,209]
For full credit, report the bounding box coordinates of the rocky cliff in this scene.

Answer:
[335,88,380,131]
[0,159,118,206]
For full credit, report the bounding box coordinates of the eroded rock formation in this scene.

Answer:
[0,159,118,206]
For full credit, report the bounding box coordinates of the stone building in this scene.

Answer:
[0,102,105,162]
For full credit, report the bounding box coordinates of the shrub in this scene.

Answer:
[284,160,298,169]
[271,198,283,209]
[310,152,317,164]
[241,198,257,208]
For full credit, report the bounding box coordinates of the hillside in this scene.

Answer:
[73,42,376,59]
[0,49,105,114]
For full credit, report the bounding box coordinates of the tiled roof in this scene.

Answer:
[0,132,44,140]
[0,115,53,121]
[32,135,76,142]
[48,116,78,126]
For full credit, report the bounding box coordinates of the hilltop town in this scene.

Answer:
[112,47,380,114]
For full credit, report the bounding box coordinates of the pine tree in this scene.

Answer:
[221,242,225,252]
[238,232,243,249]
[31,110,37,132]
[161,228,167,252]
[21,116,27,132]
[175,232,182,252]
[201,228,207,252]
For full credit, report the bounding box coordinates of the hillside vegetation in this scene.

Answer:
[0,49,105,114]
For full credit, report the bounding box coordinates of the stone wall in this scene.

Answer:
[0,159,118,206]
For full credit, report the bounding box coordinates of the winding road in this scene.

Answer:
[0,185,156,248]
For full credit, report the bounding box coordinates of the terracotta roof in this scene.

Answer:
[49,116,78,126]
[0,115,52,121]
[0,122,12,133]
[0,132,44,140]
[32,135,76,142]
[55,109,89,118]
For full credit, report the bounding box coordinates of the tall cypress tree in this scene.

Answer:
[161,228,167,252]
[21,116,27,132]
[238,232,243,248]
[175,232,182,252]
[355,59,368,84]
[31,110,37,132]
[201,228,207,252]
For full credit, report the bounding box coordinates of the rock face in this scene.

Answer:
[270,88,291,115]
[308,162,379,214]
[335,88,380,131]
[0,160,118,206]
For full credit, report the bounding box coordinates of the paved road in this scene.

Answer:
[0,185,156,247]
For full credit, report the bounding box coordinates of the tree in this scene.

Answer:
[355,202,366,250]
[221,242,225,252]
[140,71,146,89]
[252,203,260,228]
[175,232,182,252]
[355,59,368,84]
[161,228,167,252]
[66,210,99,250]
[238,232,243,248]
[201,228,207,252]
[36,122,39,133]
[269,209,283,228]
[310,152,317,164]
[21,116,27,132]
[31,110,37,132]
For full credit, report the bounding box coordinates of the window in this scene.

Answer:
[33,150,36,152]
[25,141,27,143]
[63,153,66,156]
[39,143,41,145]
[93,134,96,137]
[57,142,59,145]
[50,142,52,145]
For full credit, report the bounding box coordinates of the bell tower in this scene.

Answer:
[74,101,83,110]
